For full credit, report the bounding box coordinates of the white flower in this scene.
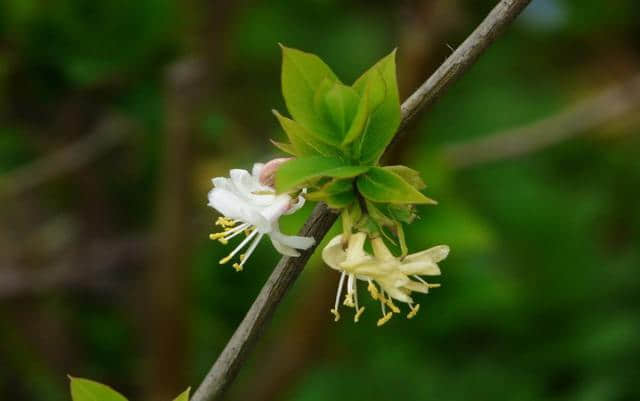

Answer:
[208,161,315,271]
[322,232,448,326]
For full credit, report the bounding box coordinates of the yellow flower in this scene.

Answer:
[322,232,448,325]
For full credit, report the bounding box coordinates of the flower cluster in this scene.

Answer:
[208,45,449,326]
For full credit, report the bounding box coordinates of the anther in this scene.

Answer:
[407,304,420,319]
[354,307,365,322]
[232,263,243,272]
[377,312,393,327]
[330,308,340,322]
[343,293,355,308]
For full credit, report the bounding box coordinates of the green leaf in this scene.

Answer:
[386,203,417,224]
[280,45,338,139]
[365,200,395,227]
[383,165,426,190]
[173,387,191,401]
[326,190,357,208]
[69,377,128,401]
[276,156,369,192]
[273,110,339,157]
[356,167,436,204]
[352,49,401,164]
[321,81,359,137]
[270,139,297,156]
[341,81,371,147]
[308,178,356,208]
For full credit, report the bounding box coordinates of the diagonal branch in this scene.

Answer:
[0,115,133,199]
[442,74,640,168]
[191,1,532,400]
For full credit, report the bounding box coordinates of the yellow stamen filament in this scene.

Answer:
[354,307,365,322]
[343,292,355,307]
[330,308,340,322]
[377,312,393,327]
[385,297,400,314]
[407,304,420,319]
[367,280,379,300]
[413,274,442,291]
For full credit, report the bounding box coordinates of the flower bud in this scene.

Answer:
[259,157,292,187]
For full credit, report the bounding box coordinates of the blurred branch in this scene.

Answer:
[0,115,133,199]
[146,58,206,400]
[191,1,532,401]
[443,74,640,168]
[394,0,532,141]
[0,236,146,299]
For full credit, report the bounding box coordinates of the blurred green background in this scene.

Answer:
[1,0,639,400]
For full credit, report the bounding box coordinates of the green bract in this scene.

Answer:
[273,45,435,240]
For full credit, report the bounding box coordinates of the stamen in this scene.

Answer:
[412,275,442,290]
[233,233,264,271]
[385,297,400,314]
[216,217,237,227]
[332,272,347,322]
[354,306,365,323]
[232,263,243,272]
[210,222,249,241]
[343,274,355,307]
[377,312,393,327]
[407,304,420,319]
[367,280,379,300]
[343,293,355,307]
[353,279,360,312]
[219,229,259,264]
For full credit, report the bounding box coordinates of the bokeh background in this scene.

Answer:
[1,0,639,400]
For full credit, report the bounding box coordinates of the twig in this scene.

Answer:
[442,74,640,168]
[191,1,532,400]
[0,115,132,199]
[0,237,146,299]
[396,0,532,138]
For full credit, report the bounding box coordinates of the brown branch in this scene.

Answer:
[0,237,146,299]
[0,115,132,199]
[190,1,532,401]
[396,0,532,138]
[442,74,640,168]
[145,59,206,400]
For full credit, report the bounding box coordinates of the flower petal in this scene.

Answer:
[321,235,347,270]
[405,245,449,264]
[252,163,265,177]
[208,188,268,229]
[399,261,441,276]
[402,280,430,294]
[271,229,315,250]
[270,236,300,257]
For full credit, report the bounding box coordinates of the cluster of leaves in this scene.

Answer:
[273,46,435,247]
[69,377,189,401]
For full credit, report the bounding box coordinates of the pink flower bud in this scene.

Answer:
[259,157,292,187]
